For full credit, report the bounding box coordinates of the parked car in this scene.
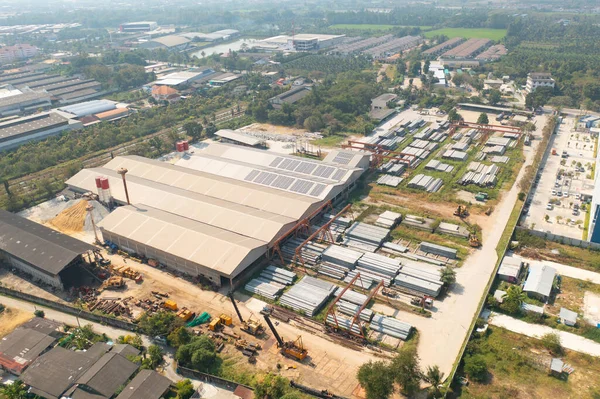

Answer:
[551,190,557,195]
[546,203,554,210]
[573,209,580,216]
[563,191,569,197]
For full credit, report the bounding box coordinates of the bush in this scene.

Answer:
[34,310,45,318]
[175,336,218,373]
[541,332,563,355]
[463,355,488,382]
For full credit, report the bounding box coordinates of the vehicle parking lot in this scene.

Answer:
[521,116,596,239]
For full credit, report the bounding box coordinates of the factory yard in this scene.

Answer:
[521,115,596,239]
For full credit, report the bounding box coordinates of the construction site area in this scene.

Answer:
[0,109,546,396]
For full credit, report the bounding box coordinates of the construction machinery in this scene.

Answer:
[99,276,125,291]
[411,295,434,309]
[208,314,234,331]
[163,300,178,311]
[263,314,308,361]
[475,192,489,202]
[177,308,194,322]
[469,234,481,248]
[454,205,469,218]
[110,265,143,283]
[240,317,265,336]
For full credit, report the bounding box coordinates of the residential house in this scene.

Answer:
[522,264,556,301]
[152,85,180,103]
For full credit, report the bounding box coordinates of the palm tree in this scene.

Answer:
[1,380,28,399]
[440,266,456,286]
[423,365,445,398]
[502,285,527,314]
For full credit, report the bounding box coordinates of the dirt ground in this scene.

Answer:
[238,123,309,136]
[0,307,33,337]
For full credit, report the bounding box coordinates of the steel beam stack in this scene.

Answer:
[279,276,337,316]
[337,300,374,322]
[336,289,368,306]
[245,278,285,300]
[326,314,362,335]
[370,314,413,340]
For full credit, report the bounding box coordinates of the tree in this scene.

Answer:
[205,123,217,137]
[488,89,502,106]
[501,285,527,314]
[423,365,445,398]
[303,115,324,132]
[117,334,144,350]
[34,309,45,318]
[254,374,288,399]
[463,355,488,382]
[440,266,456,287]
[448,109,462,122]
[176,336,218,372]
[477,113,489,125]
[175,379,195,399]
[541,332,563,355]
[139,311,183,337]
[423,60,430,74]
[1,380,28,399]
[390,346,421,395]
[168,327,192,348]
[183,121,203,142]
[148,344,164,368]
[357,361,394,399]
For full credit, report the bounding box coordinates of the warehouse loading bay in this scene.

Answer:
[521,115,596,239]
[2,110,545,395]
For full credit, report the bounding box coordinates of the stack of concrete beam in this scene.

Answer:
[344,271,376,289]
[442,149,468,161]
[245,278,285,300]
[356,252,401,284]
[407,174,444,193]
[379,137,403,150]
[388,164,406,176]
[322,213,352,238]
[377,174,403,187]
[337,300,374,322]
[279,276,337,316]
[280,237,325,265]
[419,242,457,259]
[393,274,443,297]
[458,163,498,187]
[369,314,412,340]
[345,222,390,249]
[429,132,447,142]
[326,314,362,335]
[336,289,368,305]
[382,242,409,254]
[375,211,402,229]
[322,245,363,269]
[413,127,433,140]
[437,222,469,238]
[261,266,296,285]
[317,262,349,280]
[425,160,454,173]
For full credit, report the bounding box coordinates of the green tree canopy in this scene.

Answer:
[357,361,394,399]
[390,346,421,395]
[176,336,218,372]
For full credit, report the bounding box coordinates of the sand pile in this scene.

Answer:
[48,199,89,233]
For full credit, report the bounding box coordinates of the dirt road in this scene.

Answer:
[385,115,548,377]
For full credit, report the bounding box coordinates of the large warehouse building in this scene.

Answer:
[66,143,369,287]
[0,209,96,289]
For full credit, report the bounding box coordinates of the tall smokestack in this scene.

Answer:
[117,168,130,205]
[86,203,100,244]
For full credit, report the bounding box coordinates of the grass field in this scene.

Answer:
[424,28,507,41]
[329,24,432,31]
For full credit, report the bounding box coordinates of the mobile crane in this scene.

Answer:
[263,314,308,361]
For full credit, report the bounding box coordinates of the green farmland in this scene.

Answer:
[424,28,507,41]
[329,24,432,31]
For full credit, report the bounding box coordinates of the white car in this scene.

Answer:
[546,203,553,210]
[563,192,569,197]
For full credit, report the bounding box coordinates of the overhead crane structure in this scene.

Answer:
[325,272,385,339]
[291,203,352,268]
[448,121,523,137]
[341,140,417,169]
[268,200,334,264]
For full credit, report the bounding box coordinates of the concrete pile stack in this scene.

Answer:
[458,163,498,187]
[344,271,376,289]
[245,278,285,301]
[322,213,352,237]
[407,174,444,193]
[369,314,413,340]
[394,259,443,297]
[425,160,454,173]
[337,300,374,322]
[382,242,409,254]
[343,222,390,252]
[261,265,296,285]
[326,314,362,335]
[279,276,337,316]
[322,245,363,269]
[280,237,325,265]
[376,174,403,187]
[419,242,457,259]
[375,211,402,229]
[356,252,401,286]
[336,289,368,305]
[317,263,349,280]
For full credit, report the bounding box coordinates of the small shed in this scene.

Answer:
[493,289,506,304]
[559,308,577,326]
[550,358,564,377]
[497,257,523,283]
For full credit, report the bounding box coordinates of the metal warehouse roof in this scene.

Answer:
[0,112,70,143]
[98,205,267,276]
[115,370,171,399]
[150,35,190,47]
[215,129,265,146]
[0,209,95,276]
[57,99,116,117]
[66,167,296,244]
[70,155,320,220]
[523,264,556,297]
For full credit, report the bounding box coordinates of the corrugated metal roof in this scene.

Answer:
[215,129,264,146]
[57,99,116,117]
[115,370,171,399]
[523,264,556,297]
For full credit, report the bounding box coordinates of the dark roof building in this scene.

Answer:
[72,351,139,397]
[115,369,172,399]
[268,86,312,109]
[0,325,57,375]
[0,209,96,289]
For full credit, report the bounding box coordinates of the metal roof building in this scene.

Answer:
[0,209,96,289]
[66,143,368,286]
[116,369,171,399]
[57,99,117,118]
[0,326,56,375]
[523,264,556,300]
[215,129,266,147]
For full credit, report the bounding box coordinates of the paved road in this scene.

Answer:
[489,312,600,357]
[0,296,182,381]
[392,115,548,377]
[511,253,600,284]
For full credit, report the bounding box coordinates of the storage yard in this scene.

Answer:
[1,105,551,394]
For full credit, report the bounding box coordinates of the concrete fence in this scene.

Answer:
[177,365,254,391]
[0,286,138,332]
[516,226,600,250]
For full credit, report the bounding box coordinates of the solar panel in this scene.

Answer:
[269,157,284,167]
[244,170,260,181]
[313,165,327,177]
[310,184,327,197]
[271,175,295,190]
[279,159,293,170]
[294,161,317,174]
[283,159,301,171]
[332,169,346,181]
[290,179,314,194]
[313,166,335,179]
[331,152,354,165]
[254,171,277,185]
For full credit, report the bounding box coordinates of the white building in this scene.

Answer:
[119,21,157,33]
[526,72,555,93]
[0,44,38,65]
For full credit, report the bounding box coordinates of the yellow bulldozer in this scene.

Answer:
[454,205,469,218]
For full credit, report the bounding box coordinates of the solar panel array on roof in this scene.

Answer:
[331,151,354,165]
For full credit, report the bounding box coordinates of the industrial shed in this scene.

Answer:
[66,144,369,287]
[0,209,96,289]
